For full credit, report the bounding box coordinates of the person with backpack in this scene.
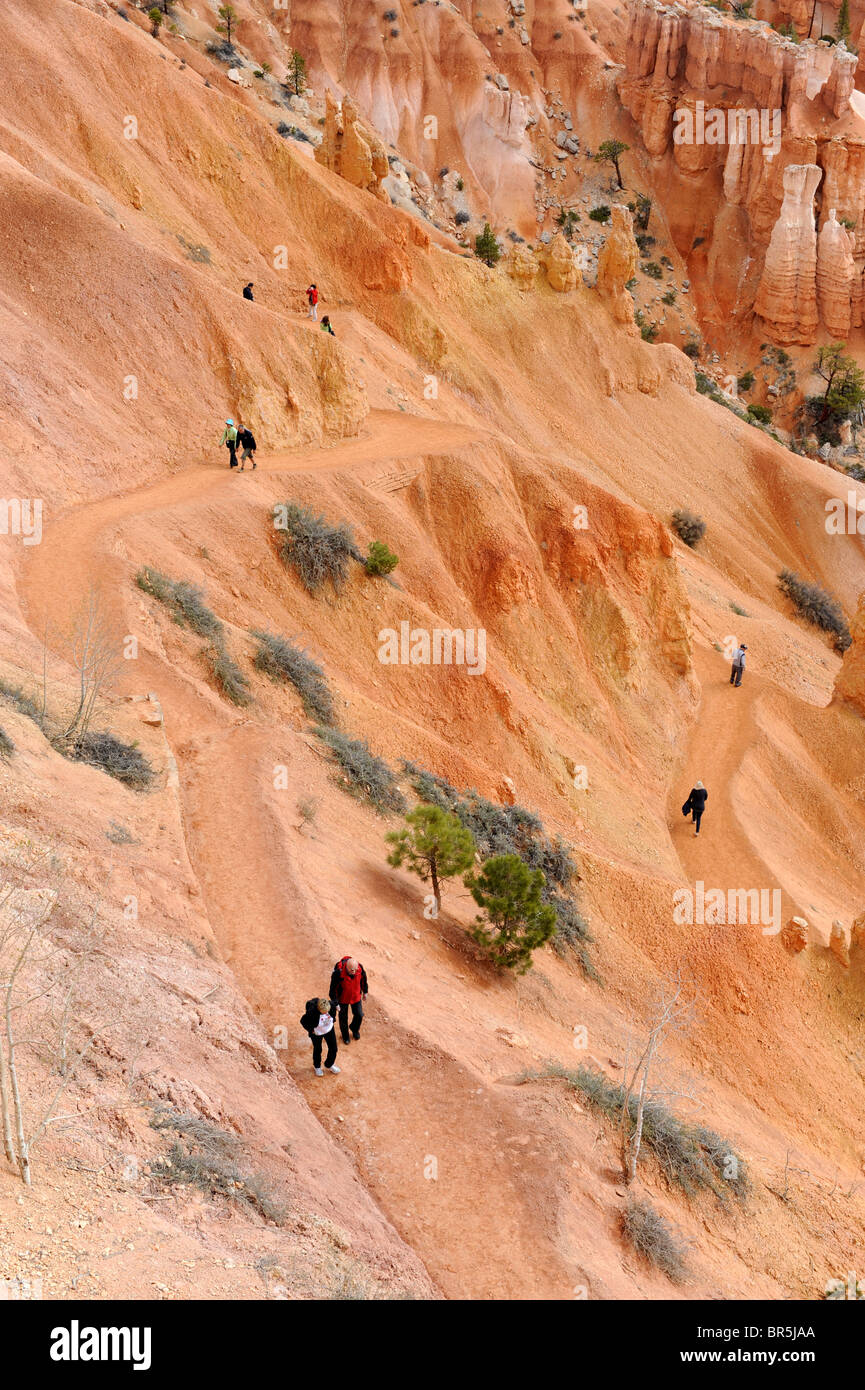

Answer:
[307,283,319,320]
[681,782,708,836]
[730,643,747,687]
[320,315,335,336]
[300,997,341,1076]
[219,419,239,469]
[237,424,257,470]
[243,282,254,301]
[328,956,368,1045]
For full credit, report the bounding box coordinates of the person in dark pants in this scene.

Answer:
[730,644,747,686]
[243,282,254,301]
[681,782,708,836]
[300,997,341,1076]
[329,956,368,1045]
[237,425,257,470]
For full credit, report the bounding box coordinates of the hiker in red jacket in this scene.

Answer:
[329,956,368,1045]
[306,283,319,320]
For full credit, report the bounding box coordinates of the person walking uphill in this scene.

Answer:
[219,419,239,469]
[307,283,319,320]
[730,643,747,687]
[300,997,341,1077]
[682,782,708,836]
[237,424,257,470]
[329,956,368,1045]
[242,282,254,301]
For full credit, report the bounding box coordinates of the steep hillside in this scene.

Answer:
[1,0,865,1301]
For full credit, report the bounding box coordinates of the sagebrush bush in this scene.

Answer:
[520,1062,749,1202]
[0,679,44,727]
[0,726,14,761]
[136,568,223,642]
[454,210,470,226]
[275,503,361,595]
[315,727,406,814]
[621,1198,689,1282]
[682,341,700,359]
[252,629,335,724]
[777,569,851,652]
[204,644,252,706]
[671,509,706,548]
[149,1107,286,1225]
[72,731,156,790]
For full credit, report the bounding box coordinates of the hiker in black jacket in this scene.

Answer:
[300,997,340,1076]
[237,425,257,470]
[682,782,708,836]
[243,282,254,301]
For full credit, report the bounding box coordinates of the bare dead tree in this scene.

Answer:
[619,966,696,1185]
[0,885,102,1185]
[62,587,123,747]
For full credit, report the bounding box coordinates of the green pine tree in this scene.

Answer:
[286,50,307,96]
[836,0,851,42]
[217,5,238,44]
[474,222,501,267]
[365,540,399,577]
[386,805,476,915]
[594,138,630,190]
[465,854,557,973]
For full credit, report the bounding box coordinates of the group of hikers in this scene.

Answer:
[218,281,337,468]
[680,644,749,836]
[300,955,368,1076]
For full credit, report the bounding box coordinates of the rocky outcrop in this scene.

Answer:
[830,919,850,967]
[596,206,639,328]
[542,233,581,293]
[754,164,821,343]
[816,209,855,338]
[316,91,389,202]
[833,591,865,716]
[621,1,857,123]
[618,0,865,342]
[781,916,809,952]
[506,242,538,290]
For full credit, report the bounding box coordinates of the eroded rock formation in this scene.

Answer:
[754,164,820,342]
[316,91,390,202]
[596,205,639,328]
[618,0,865,342]
[816,208,855,338]
[833,590,865,716]
[542,233,581,293]
[506,242,538,290]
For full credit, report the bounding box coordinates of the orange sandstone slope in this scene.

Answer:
[1,0,865,1300]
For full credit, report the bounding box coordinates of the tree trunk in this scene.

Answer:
[0,1033,16,1166]
[430,860,441,914]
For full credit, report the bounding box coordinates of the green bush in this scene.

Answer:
[682,341,700,360]
[72,731,156,789]
[746,403,772,425]
[365,540,399,577]
[252,629,335,724]
[671,509,706,548]
[642,261,663,279]
[315,727,406,814]
[737,370,755,392]
[588,205,610,223]
[661,288,677,305]
[621,1199,689,1283]
[0,726,14,761]
[777,570,851,652]
[274,503,361,595]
